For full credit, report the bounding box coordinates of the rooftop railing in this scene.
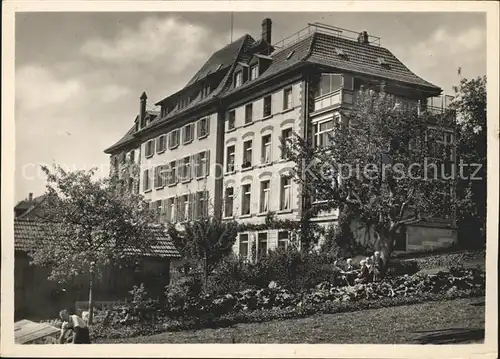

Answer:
[273,22,381,53]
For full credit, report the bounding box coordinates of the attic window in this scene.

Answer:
[377,57,390,68]
[335,48,346,56]
[286,51,295,60]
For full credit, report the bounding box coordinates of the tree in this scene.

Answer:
[286,89,454,269]
[452,75,487,247]
[29,165,158,283]
[167,216,239,289]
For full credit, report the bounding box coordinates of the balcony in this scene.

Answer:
[313,88,354,113]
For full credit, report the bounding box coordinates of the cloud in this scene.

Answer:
[98,84,131,103]
[80,16,215,71]
[409,26,486,70]
[16,65,84,111]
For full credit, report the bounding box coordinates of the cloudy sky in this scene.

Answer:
[15,11,486,202]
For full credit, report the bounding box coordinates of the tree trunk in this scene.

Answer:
[376,227,395,272]
[203,251,208,290]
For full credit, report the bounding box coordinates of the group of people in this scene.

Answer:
[335,251,385,286]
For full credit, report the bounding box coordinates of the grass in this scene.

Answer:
[99,297,485,344]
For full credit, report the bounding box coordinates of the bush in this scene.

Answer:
[386,259,420,276]
[165,275,203,310]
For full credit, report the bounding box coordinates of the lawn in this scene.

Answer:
[99,297,485,344]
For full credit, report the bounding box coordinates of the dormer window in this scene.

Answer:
[286,51,295,60]
[235,71,243,88]
[335,47,346,56]
[202,83,211,98]
[377,57,390,68]
[161,105,169,118]
[249,64,259,81]
[134,121,139,132]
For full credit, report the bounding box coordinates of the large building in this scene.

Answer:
[104,19,457,256]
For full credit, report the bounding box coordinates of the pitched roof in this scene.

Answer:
[185,35,251,87]
[306,32,441,91]
[14,219,181,258]
[15,195,46,211]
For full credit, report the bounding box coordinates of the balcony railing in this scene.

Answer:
[313,89,354,113]
[273,22,381,54]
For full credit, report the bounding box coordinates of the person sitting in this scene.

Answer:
[58,309,91,344]
[373,251,384,282]
[355,260,370,284]
[345,258,354,272]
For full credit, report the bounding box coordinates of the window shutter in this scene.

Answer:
[206,117,211,136]
[197,120,201,138]
[165,199,171,221]
[176,159,182,182]
[189,155,195,180]
[189,193,195,220]
[165,163,171,185]
[153,167,158,188]
[205,150,210,177]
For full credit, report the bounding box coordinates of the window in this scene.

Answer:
[195,151,209,178]
[235,71,243,87]
[168,161,177,185]
[143,169,151,192]
[145,140,154,158]
[241,184,251,215]
[278,231,289,249]
[239,234,249,259]
[227,110,236,130]
[196,191,208,219]
[169,130,180,149]
[178,194,190,221]
[226,145,235,172]
[183,124,194,144]
[201,83,211,98]
[129,150,135,163]
[167,197,176,222]
[257,233,268,257]
[154,166,166,189]
[316,74,342,97]
[249,65,259,81]
[161,105,169,118]
[155,200,163,216]
[225,187,234,217]
[180,156,191,181]
[314,118,335,147]
[280,176,292,210]
[343,74,354,91]
[281,128,293,159]
[261,134,272,164]
[197,117,209,138]
[377,57,387,65]
[260,180,270,213]
[283,87,293,110]
[263,95,272,117]
[334,47,345,56]
[245,104,253,124]
[243,140,253,168]
[156,135,167,154]
[286,51,295,60]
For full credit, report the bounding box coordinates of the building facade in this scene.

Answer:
[105,19,457,256]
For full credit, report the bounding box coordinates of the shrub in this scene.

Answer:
[165,275,203,308]
[386,259,420,276]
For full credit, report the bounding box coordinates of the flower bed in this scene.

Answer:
[90,266,485,340]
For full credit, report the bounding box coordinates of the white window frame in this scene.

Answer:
[313,116,337,148]
[283,87,293,110]
[243,140,253,169]
[227,110,236,130]
[257,232,268,258]
[183,123,194,144]
[241,183,252,216]
[169,129,180,149]
[260,180,270,213]
[143,169,151,192]
[281,127,293,159]
[280,176,292,210]
[278,230,289,249]
[263,95,272,117]
[235,71,243,88]
[239,234,249,259]
[198,117,209,139]
[249,64,259,81]
[156,135,167,154]
[226,145,236,172]
[261,134,272,164]
[145,140,154,158]
[225,186,234,217]
[245,103,253,124]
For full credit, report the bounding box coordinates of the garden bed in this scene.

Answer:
[89,266,485,341]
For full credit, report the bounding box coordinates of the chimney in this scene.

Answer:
[28,192,33,201]
[261,18,272,44]
[358,31,369,45]
[140,92,147,128]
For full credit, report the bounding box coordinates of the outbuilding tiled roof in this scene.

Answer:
[14,219,181,258]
